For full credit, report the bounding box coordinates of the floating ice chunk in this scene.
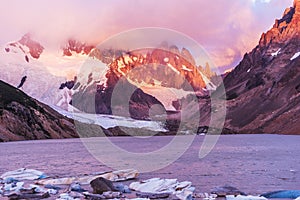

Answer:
[36,169,138,185]
[290,52,300,60]
[4,182,24,191]
[226,195,267,200]
[57,193,75,200]
[195,193,217,200]
[261,190,300,199]
[130,178,177,193]
[47,189,58,195]
[0,168,47,180]
[29,184,45,193]
[129,178,194,200]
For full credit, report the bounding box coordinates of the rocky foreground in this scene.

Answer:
[0,134,299,199]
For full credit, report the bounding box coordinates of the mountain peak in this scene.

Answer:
[18,33,44,59]
[259,1,300,47]
[62,39,95,56]
[220,0,300,134]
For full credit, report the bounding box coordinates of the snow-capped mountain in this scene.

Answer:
[4,33,44,62]
[67,43,218,121]
[0,34,90,109]
[0,35,169,136]
[0,33,219,134]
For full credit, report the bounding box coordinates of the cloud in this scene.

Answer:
[252,0,272,3]
[0,0,294,71]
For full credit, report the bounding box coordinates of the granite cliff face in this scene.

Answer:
[0,80,78,142]
[70,44,217,121]
[62,39,95,56]
[220,0,300,134]
[259,0,300,47]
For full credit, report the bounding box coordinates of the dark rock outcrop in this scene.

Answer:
[72,72,165,120]
[59,76,77,90]
[90,177,116,194]
[0,80,78,142]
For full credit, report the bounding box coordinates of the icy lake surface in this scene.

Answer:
[0,134,299,194]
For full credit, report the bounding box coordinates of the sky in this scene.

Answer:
[0,0,294,72]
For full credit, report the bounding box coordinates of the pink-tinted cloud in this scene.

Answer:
[0,0,294,71]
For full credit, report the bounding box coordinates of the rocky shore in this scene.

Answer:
[0,135,299,199]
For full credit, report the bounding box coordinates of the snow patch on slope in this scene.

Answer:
[182,64,192,72]
[0,43,97,108]
[76,57,109,91]
[167,63,180,75]
[290,52,300,60]
[51,105,167,132]
[0,45,67,105]
[199,71,216,90]
[271,48,281,56]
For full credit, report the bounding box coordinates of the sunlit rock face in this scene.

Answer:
[219,0,300,134]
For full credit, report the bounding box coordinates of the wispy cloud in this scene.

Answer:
[0,0,293,71]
